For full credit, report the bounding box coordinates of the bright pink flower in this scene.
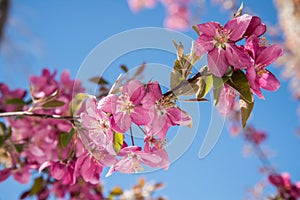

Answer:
[127,0,157,12]
[218,84,236,116]
[106,146,166,176]
[244,16,266,38]
[245,35,283,98]
[80,97,115,154]
[164,4,190,30]
[142,81,192,138]
[196,14,253,76]
[99,80,150,133]
[74,153,103,184]
[269,173,300,199]
[245,127,266,145]
[39,161,76,185]
[0,83,26,112]
[30,68,59,99]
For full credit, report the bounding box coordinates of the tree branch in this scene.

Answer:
[0,111,79,121]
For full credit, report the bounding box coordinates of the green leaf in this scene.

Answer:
[14,144,24,153]
[42,99,65,108]
[226,70,252,103]
[192,25,200,36]
[29,177,44,196]
[213,86,223,106]
[5,98,25,105]
[197,75,213,98]
[89,77,109,85]
[170,69,183,90]
[113,132,124,154]
[0,121,6,136]
[240,97,254,128]
[212,75,229,89]
[59,128,75,148]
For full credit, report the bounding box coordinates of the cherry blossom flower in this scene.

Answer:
[218,84,236,116]
[30,69,59,99]
[245,127,266,145]
[142,81,192,138]
[106,146,166,176]
[269,172,300,199]
[0,83,26,112]
[196,14,253,76]
[245,35,284,98]
[80,97,115,154]
[99,80,150,133]
[127,0,157,12]
[39,161,76,185]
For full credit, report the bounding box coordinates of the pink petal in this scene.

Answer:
[226,44,253,69]
[52,163,67,180]
[39,161,52,173]
[245,35,260,59]
[122,80,145,105]
[246,66,263,99]
[166,107,192,126]
[196,34,215,56]
[146,81,162,101]
[224,14,252,41]
[0,168,11,182]
[13,168,31,184]
[244,16,266,37]
[258,70,280,92]
[112,112,132,133]
[207,48,229,77]
[131,106,150,125]
[198,22,222,37]
[256,44,284,67]
[140,152,162,167]
[98,94,118,114]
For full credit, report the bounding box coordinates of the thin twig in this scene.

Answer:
[129,126,135,146]
[0,111,79,121]
[137,125,147,135]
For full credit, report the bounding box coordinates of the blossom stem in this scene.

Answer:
[251,142,276,174]
[137,125,146,135]
[0,111,79,121]
[130,127,135,146]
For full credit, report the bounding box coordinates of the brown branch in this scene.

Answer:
[0,111,79,121]
[0,0,9,43]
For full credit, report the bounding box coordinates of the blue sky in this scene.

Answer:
[0,1,299,199]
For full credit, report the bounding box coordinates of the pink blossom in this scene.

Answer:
[218,84,236,116]
[164,4,190,30]
[99,80,150,133]
[269,173,300,199]
[106,146,166,176]
[245,35,284,98]
[74,152,103,184]
[0,83,26,112]
[244,16,266,38]
[39,161,76,185]
[245,127,266,145]
[196,14,253,76]
[30,68,59,99]
[80,97,115,154]
[127,0,157,12]
[142,81,192,138]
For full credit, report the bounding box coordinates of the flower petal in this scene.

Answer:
[98,94,118,114]
[224,14,252,41]
[131,106,150,125]
[256,44,284,67]
[226,44,253,69]
[244,16,266,37]
[166,107,192,126]
[207,48,229,77]
[112,112,132,133]
[196,34,215,56]
[122,80,145,105]
[198,22,222,37]
[258,70,280,92]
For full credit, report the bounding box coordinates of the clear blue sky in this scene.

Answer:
[0,1,299,199]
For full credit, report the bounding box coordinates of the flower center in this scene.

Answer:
[118,94,135,114]
[214,29,230,49]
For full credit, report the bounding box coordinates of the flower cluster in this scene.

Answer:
[196,14,283,115]
[127,0,191,30]
[79,80,191,176]
[269,172,300,200]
